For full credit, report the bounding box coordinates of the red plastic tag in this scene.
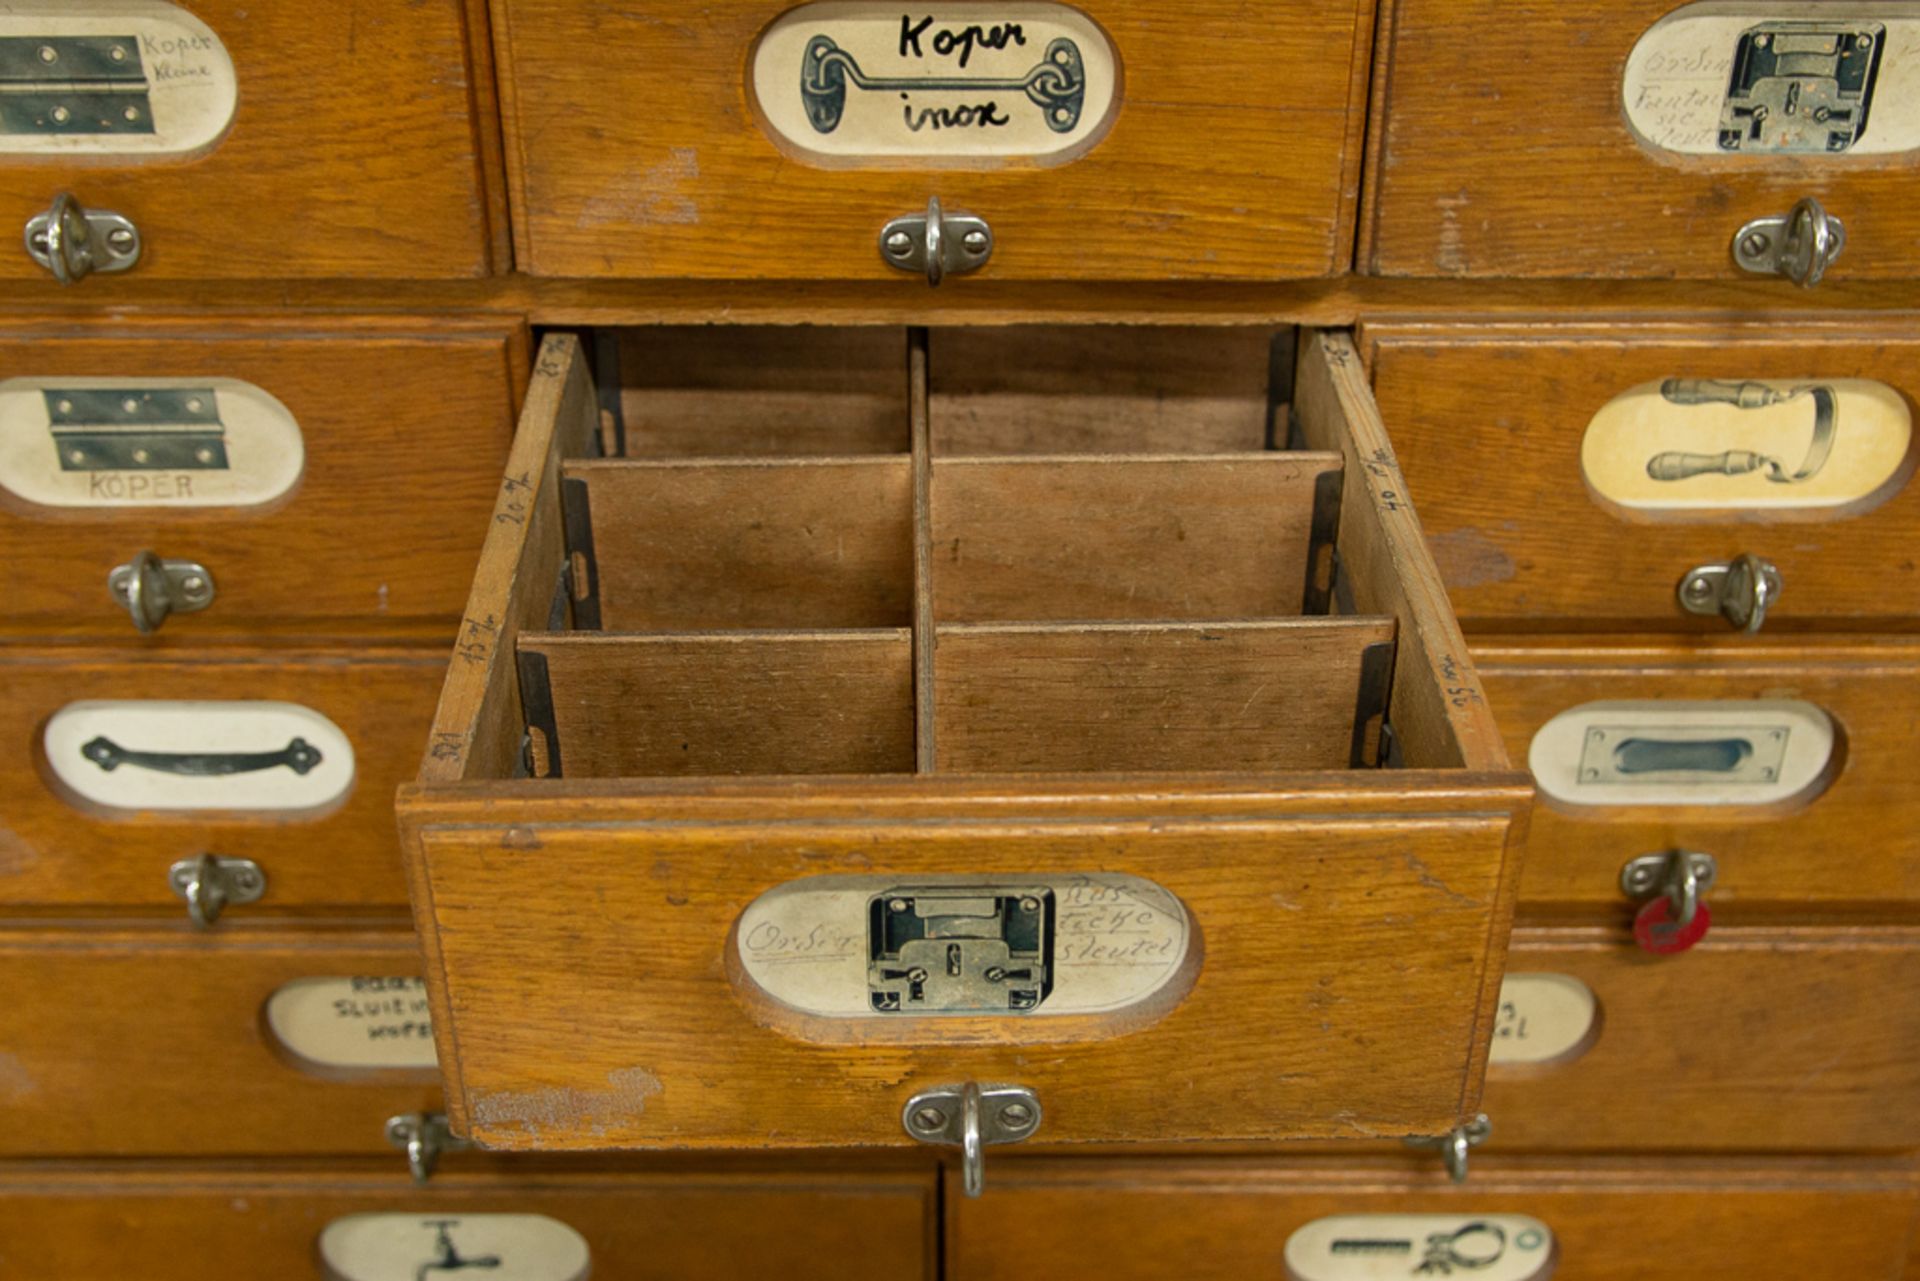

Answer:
[1634,896,1711,955]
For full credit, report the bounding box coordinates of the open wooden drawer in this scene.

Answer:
[396,326,1532,1168]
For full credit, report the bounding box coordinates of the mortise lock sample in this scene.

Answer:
[868,887,1054,1013]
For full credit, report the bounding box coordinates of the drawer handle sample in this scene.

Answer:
[803,35,1086,134]
[1733,196,1845,286]
[23,191,140,283]
[106,550,215,632]
[385,1112,471,1185]
[266,977,438,1073]
[320,1214,590,1281]
[1622,849,1717,954]
[1676,552,1781,633]
[167,853,264,929]
[83,734,321,777]
[1403,1112,1491,1183]
[903,1081,1040,1197]
[1285,1214,1555,1281]
[1491,973,1598,1067]
[1648,380,1836,483]
[1533,699,1834,808]
[880,196,993,285]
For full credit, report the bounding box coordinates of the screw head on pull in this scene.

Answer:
[910,1106,947,1133]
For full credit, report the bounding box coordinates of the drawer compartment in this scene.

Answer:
[948,1157,1919,1280]
[493,2,1374,280]
[0,928,437,1156]
[1362,320,1920,632]
[1480,928,1920,1153]
[0,647,441,914]
[0,318,527,639]
[1364,0,1920,280]
[0,2,503,282]
[0,1162,934,1281]
[398,326,1530,1153]
[1475,639,1920,918]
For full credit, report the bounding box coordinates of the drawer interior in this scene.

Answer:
[451,326,1484,782]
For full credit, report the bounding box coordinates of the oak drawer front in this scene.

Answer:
[0,1165,935,1281]
[0,648,440,914]
[0,1,502,283]
[0,320,525,639]
[1361,322,1920,633]
[1482,930,1920,1152]
[1474,640,1920,918]
[0,930,439,1156]
[1364,0,1920,280]
[398,327,1529,1153]
[493,1,1373,280]
[947,1159,1919,1280]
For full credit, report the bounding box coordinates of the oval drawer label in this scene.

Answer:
[0,2,238,157]
[736,872,1190,1018]
[319,1214,590,1281]
[1530,699,1836,808]
[1285,1214,1555,1281]
[265,977,437,1072]
[1490,973,1598,1067]
[44,700,355,814]
[1582,377,1912,515]
[751,3,1120,163]
[0,376,304,509]
[1625,2,1920,157]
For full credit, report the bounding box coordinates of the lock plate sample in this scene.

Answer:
[734,871,1192,1026]
[868,886,1053,1011]
[0,376,303,508]
[1720,22,1884,152]
[1530,699,1835,808]
[43,699,356,814]
[0,3,237,156]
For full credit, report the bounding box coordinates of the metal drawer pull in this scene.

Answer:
[1622,849,1718,955]
[802,35,1086,134]
[1404,1113,1490,1183]
[23,191,140,283]
[1676,552,1781,634]
[83,734,321,777]
[880,196,993,286]
[386,1112,471,1184]
[167,854,265,929]
[902,1081,1040,1197]
[1732,196,1844,287]
[1610,737,1754,775]
[1648,380,1835,483]
[107,550,215,632]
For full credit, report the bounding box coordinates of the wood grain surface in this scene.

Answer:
[948,1155,1920,1280]
[1362,320,1920,631]
[0,317,525,641]
[1474,637,1920,920]
[1363,0,1920,280]
[0,0,504,283]
[492,0,1375,280]
[0,645,445,915]
[0,1161,935,1281]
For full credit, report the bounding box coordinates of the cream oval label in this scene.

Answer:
[736,872,1189,1018]
[0,2,239,158]
[265,977,437,1072]
[1625,2,1920,157]
[0,377,304,510]
[1490,973,1599,1067]
[44,700,356,815]
[1582,377,1911,515]
[1530,698,1836,809]
[1285,1214,1556,1281]
[319,1214,590,1281]
[752,3,1120,163]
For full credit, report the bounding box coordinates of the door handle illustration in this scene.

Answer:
[81,735,322,776]
[1649,382,1836,484]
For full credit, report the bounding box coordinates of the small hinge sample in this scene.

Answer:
[47,387,227,471]
[516,649,562,779]
[0,36,155,137]
[590,329,627,458]
[1300,466,1344,615]
[1350,639,1397,769]
[560,475,602,631]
